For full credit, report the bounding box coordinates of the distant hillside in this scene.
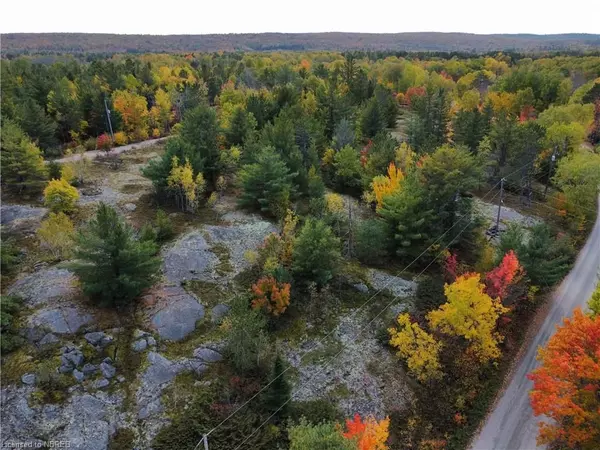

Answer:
[3,32,600,55]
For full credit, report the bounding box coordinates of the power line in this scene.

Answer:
[232,190,501,450]
[197,160,534,448]
[502,179,597,217]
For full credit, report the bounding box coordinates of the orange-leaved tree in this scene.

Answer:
[343,414,390,450]
[484,250,524,302]
[528,308,600,449]
[428,273,508,363]
[251,276,291,316]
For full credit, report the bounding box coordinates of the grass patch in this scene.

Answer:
[119,183,147,194]
[161,371,200,413]
[301,339,343,366]
[327,382,352,400]
[183,280,228,308]
[273,318,307,346]
[161,318,226,360]
[211,243,234,276]
[109,428,136,450]
[0,347,37,385]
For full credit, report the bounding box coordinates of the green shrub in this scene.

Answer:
[0,296,25,353]
[354,219,390,265]
[109,428,136,450]
[292,219,341,287]
[225,296,272,374]
[154,209,174,242]
[288,418,354,450]
[415,275,446,314]
[84,137,97,151]
[289,400,342,424]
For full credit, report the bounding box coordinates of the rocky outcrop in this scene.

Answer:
[146,285,205,341]
[0,204,47,233]
[8,268,77,307]
[28,307,93,335]
[368,269,417,298]
[1,387,125,450]
[162,232,219,284]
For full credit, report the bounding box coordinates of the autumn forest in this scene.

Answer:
[1,48,600,450]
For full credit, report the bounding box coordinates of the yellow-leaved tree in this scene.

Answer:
[112,89,149,141]
[37,212,75,260]
[167,156,205,212]
[388,313,443,382]
[43,178,79,213]
[371,162,404,210]
[428,273,508,363]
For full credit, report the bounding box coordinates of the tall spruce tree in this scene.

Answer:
[69,203,160,308]
[261,354,291,421]
[0,120,47,192]
[238,146,297,218]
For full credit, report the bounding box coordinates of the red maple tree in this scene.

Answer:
[528,309,600,448]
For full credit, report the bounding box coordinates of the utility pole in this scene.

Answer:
[495,178,505,234]
[104,96,115,141]
[347,201,353,258]
[543,146,558,199]
[194,435,209,450]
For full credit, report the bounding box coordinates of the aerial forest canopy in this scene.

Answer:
[1,48,600,450]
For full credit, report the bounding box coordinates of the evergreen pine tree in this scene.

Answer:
[179,103,221,187]
[261,354,291,421]
[360,97,386,138]
[69,203,160,308]
[0,120,48,192]
[292,218,341,286]
[17,98,58,151]
[238,147,297,218]
[226,106,256,147]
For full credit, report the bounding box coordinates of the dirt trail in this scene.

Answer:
[53,137,169,163]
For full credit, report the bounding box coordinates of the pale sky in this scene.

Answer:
[2,0,599,35]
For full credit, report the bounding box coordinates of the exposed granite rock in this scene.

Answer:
[135,352,186,421]
[1,387,124,450]
[99,362,116,379]
[368,269,417,298]
[8,268,77,307]
[162,231,219,284]
[193,347,222,363]
[0,204,47,233]
[29,307,93,335]
[210,304,230,323]
[38,333,60,346]
[148,286,204,341]
[73,370,85,383]
[353,283,369,294]
[21,374,35,385]
[93,379,110,390]
[204,220,277,276]
[132,339,148,352]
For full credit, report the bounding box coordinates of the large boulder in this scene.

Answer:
[28,307,93,335]
[162,232,219,284]
[8,268,77,307]
[0,204,47,233]
[149,286,205,341]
